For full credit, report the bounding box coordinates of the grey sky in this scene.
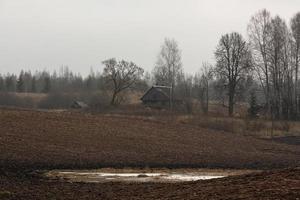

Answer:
[0,0,299,76]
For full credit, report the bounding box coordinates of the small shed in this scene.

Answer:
[141,86,171,106]
[71,101,89,109]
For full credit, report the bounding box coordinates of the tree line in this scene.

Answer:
[0,67,106,94]
[247,10,300,120]
[0,66,148,94]
[152,9,300,120]
[1,9,300,120]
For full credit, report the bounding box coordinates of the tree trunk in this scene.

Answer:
[295,47,299,118]
[111,91,117,105]
[265,64,270,116]
[205,81,209,115]
[228,86,234,116]
[229,96,234,116]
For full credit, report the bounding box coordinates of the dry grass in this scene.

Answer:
[104,103,300,141]
[178,114,300,139]
[13,92,47,101]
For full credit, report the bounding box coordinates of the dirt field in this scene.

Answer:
[0,107,300,199]
[0,107,299,170]
[0,169,299,200]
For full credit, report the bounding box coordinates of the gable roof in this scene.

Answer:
[141,86,170,102]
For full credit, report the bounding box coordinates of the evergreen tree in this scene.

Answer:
[42,76,51,93]
[0,75,4,91]
[17,71,25,92]
[248,90,259,118]
[31,77,37,93]
[5,75,16,92]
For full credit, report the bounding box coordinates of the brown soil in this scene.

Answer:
[0,107,299,170]
[1,107,300,199]
[0,169,299,200]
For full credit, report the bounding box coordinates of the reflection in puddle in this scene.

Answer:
[50,171,225,183]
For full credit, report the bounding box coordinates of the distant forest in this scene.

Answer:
[0,67,147,94]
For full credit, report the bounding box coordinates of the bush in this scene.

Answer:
[244,118,266,132]
[248,91,259,118]
[273,121,290,132]
[0,93,34,108]
[85,91,111,112]
[38,93,77,109]
[37,91,111,110]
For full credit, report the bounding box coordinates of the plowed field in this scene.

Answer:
[0,108,299,170]
[1,108,300,199]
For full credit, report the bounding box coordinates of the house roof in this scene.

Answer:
[72,101,88,108]
[141,86,171,102]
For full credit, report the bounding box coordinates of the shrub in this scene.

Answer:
[0,93,34,108]
[85,91,111,112]
[37,91,112,110]
[245,118,266,132]
[273,121,290,132]
[38,93,77,109]
[248,91,259,118]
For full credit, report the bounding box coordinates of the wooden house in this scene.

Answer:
[141,86,171,106]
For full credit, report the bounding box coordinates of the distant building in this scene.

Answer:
[141,86,171,106]
[71,101,88,109]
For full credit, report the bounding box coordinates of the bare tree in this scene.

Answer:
[153,38,182,109]
[291,12,300,116]
[248,9,272,113]
[215,32,252,116]
[248,10,298,120]
[103,58,144,105]
[268,16,292,119]
[180,74,194,113]
[194,63,213,114]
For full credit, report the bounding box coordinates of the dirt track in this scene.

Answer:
[0,108,299,170]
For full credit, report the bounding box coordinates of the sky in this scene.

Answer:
[0,0,299,76]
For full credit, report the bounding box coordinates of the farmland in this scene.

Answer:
[2,1,300,199]
[0,107,299,170]
[0,107,300,199]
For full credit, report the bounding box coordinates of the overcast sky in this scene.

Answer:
[0,0,299,76]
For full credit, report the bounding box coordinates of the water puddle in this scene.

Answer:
[47,170,230,183]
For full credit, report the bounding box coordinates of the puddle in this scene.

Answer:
[48,171,227,183]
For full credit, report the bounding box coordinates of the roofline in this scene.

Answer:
[140,86,170,101]
[153,85,172,89]
[140,86,155,100]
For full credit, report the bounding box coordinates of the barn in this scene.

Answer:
[141,86,171,106]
